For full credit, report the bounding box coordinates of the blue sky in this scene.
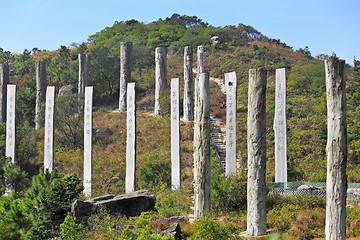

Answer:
[1,0,359,65]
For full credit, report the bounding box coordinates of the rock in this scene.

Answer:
[112,224,135,236]
[155,216,185,223]
[347,188,360,198]
[159,223,182,240]
[71,200,96,222]
[297,185,322,191]
[211,36,221,48]
[58,84,77,96]
[71,190,156,222]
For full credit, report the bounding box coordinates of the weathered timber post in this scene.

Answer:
[247,68,267,236]
[84,86,93,197]
[274,68,287,182]
[193,76,199,192]
[154,47,167,115]
[183,46,193,121]
[35,61,46,130]
[325,59,347,240]
[44,86,55,172]
[225,71,237,176]
[119,42,132,112]
[194,72,211,219]
[194,46,204,120]
[197,46,204,76]
[125,82,136,193]
[0,64,9,124]
[171,78,180,190]
[78,54,89,94]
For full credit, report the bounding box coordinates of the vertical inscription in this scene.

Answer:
[171,78,180,190]
[6,85,16,163]
[84,86,93,197]
[225,72,237,175]
[125,83,136,193]
[44,86,55,172]
[274,68,287,182]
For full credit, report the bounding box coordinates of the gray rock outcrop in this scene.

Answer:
[160,223,182,240]
[58,84,77,97]
[71,190,156,221]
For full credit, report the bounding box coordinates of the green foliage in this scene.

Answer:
[0,168,84,239]
[54,94,84,149]
[153,184,191,218]
[0,47,14,64]
[211,171,247,214]
[52,213,87,240]
[118,212,173,240]
[48,45,78,88]
[0,123,38,194]
[189,215,236,240]
[287,63,325,97]
[16,86,36,127]
[266,194,326,237]
[346,204,360,237]
[296,46,312,59]
[138,155,171,188]
[12,49,35,81]
[88,45,119,104]
[2,157,28,193]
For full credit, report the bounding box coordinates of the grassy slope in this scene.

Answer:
[25,41,360,239]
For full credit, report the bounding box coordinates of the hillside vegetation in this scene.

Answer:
[1,13,360,239]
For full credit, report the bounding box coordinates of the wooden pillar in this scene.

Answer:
[78,54,89,94]
[0,64,9,124]
[119,42,132,112]
[197,45,204,76]
[35,61,46,130]
[325,59,347,240]
[194,72,211,219]
[247,68,267,236]
[183,46,193,121]
[154,47,167,115]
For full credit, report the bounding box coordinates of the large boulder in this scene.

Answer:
[58,84,77,97]
[71,190,156,221]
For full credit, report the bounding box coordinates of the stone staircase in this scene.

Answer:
[210,116,227,173]
[210,76,227,173]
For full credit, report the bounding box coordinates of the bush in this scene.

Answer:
[153,184,191,218]
[138,155,171,188]
[211,171,247,214]
[189,215,233,240]
[53,213,87,240]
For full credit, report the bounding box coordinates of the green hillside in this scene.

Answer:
[0,13,360,239]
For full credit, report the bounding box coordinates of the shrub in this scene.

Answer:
[211,171,247,214]
[189,215,233,240]
[153,184,191,218]
[138,155,171,188]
